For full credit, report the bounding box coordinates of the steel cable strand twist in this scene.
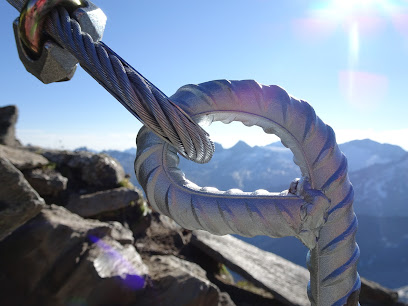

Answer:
[135,80,360,305]
[44,7,214,164]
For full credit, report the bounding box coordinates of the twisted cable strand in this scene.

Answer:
[44,7,214,164]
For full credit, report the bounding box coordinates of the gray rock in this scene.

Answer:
[0,204,148,306]
[39,149,125,189]
[192,230,310,306]
[219,292,236,306]
[141,255,221,306]
[106,220,135,245]
[24,168,68,197]
[66,187,139,217]
[0,155,45,241]
[359,277,399,305]
[0,105,20,147]
[191,231,401,306]
[0,144,49,170]
[398,286,408,305]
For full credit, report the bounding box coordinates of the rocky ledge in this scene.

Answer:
[0,104,406,306]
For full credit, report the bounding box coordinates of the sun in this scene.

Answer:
[332,0,382,10]
[321,0,404,18]
[299,0,405,110]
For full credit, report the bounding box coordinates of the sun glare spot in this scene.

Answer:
[300,0,403,112]
[349,22,360,66]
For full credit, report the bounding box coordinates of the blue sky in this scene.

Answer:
[1,0,407,151]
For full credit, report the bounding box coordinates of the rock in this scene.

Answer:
[211,278,281,306]
[191,230,310,306]
[39,149,125,190]
[359,277,399,305]
[191,231,403,306]
[0,155,45,241]
[398,286,408,305]
[65,187,140,217]
[140,255,222,306]
[24,168,68,197]
[0,205,148,306]
[106,220,135,245]
[0,144,49,170]
[135,213,187,257]
[0,105,20,147]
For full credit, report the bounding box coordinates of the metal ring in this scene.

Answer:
[135,79,360,305]
[18,0,85,57]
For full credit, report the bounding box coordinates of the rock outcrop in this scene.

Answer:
[24,168,68,198]
[192,230,309,305]
[1,106,406,306]
[0,105,233,305]
[0,155,45,241]
[0,205,149,306]
[0,105,20,147]
[0,144,49,170]
[66,187,140,218]
[398,286,408,304]
[190,230,405,306]
[38,148,125,190]
[359,277,399,306]
[142,255,221,306]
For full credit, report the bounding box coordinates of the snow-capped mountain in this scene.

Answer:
[339,139,406,172]
[103,139,408,217]
[179,141,300,192]
[350,154,408,216]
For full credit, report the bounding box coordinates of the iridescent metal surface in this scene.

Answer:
[18,0,85,56]
[10,0,106,84]
[135,80,361,305]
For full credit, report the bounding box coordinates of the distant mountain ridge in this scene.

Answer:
[339,139,407,172]
[85,138,408,217]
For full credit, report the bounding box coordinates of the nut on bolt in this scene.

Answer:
[13,18,78,84]
[13,0,107,84]
[72,1,107,43]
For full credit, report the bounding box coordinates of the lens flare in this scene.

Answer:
[89,235,146,290]
[339,70,389,110]
[348,22,360,67]
[295,0,405,111]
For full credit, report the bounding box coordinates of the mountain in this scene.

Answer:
[99,139,408,216]
[350,154,408,216]
[179,140,300,192]
[74,146,98,153]
[339,139,407,172]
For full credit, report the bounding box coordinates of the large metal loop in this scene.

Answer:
[135,80,360,305]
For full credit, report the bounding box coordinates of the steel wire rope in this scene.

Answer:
[43,7,214,164]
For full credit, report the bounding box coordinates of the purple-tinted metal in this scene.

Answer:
[135,80,360,305]
[8,0,106,83]
[18,0,85,56]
